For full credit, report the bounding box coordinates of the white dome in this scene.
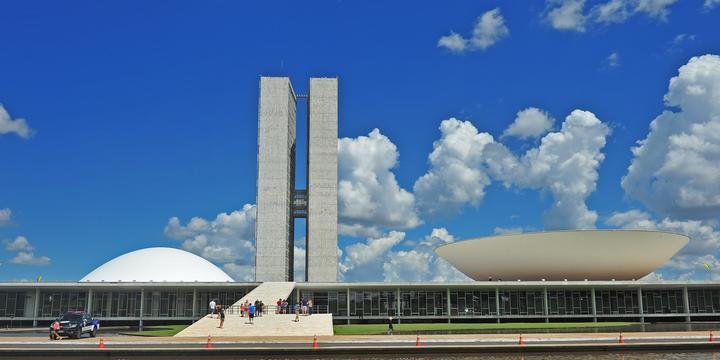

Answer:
[80,247,234,282]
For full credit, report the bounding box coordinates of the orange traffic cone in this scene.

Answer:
[519,333,525,346]
[98,336,105,349]
[710,331,715,343]
[618,332,625,344]
[415,334,422,346]
[312,335,319,348]
[206,334,213,349]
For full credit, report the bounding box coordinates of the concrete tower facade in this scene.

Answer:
[255,77,296,282]
[255,76,338,282]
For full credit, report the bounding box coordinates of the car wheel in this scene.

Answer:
[75,328,82,339]
[90,326,97,337]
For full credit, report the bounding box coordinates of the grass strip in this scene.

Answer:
[333,322,634,335]
[119,324,188,337]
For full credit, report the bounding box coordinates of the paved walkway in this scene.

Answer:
[175,282,334,337]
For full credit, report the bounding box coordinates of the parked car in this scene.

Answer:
[51,311,100,339]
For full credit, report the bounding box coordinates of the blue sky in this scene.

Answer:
[1,0,719,282]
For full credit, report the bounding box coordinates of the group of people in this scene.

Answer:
[239,300,261,323]
[208,297,317,327]
[208,299,226,328]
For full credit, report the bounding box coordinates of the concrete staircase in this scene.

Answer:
[175,282,334,337]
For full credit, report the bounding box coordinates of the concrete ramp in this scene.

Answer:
[175,282,334,337]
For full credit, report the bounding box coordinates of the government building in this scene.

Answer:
[1,77,716,328]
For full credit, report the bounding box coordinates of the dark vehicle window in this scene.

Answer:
[60,313,82,322]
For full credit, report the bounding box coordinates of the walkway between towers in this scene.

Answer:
[174,282,334,337]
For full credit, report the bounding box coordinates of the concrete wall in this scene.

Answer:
[256,77,296,281]
[306,78,338,282]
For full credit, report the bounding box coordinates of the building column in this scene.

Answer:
[192,288,198,318]
[637,287,644,323]
[139,288,145,329]
[396,288,401,324]
[86,289,93,314]
[683,286,691,322]
[543,287,549,323]
[32,288,40,327]
[446,288,451,323]
[495,288,501,323]
[346,288,351,324]
[591,288,597,322]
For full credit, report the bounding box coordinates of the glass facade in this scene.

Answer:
[195,289,250,316]
[499,290,544,316]
[449,290,497,316]
[93,291,141,317]
[688,288,720,314]
[400,290,446,317]
[39,291,87,317]
[0,291,27,317]
[547,290,592,315]
[595,290,639,315]
[643,289,684,314]
[349,290,396,317]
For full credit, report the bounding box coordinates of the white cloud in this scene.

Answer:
[4,236,33,252]
[164,204,256,281]
[383,228,471,282]
[0,208,11,226]
[414,118,495,216]
[706,0,720,9]
[622,55,720,220]
[339,231,405,280]
[0,104,34,139]
[437,32,467,53]
[673,34,697,44]
[607,210,720,279]
[438,8,509,53]
[502,107,555,139]
[546,0,587,32]
[10,251,50,266]
[547,0,678,32]
[338,129,421,236]
[294,245,306,282]
[416,109,610,229]
[605,52,621,68]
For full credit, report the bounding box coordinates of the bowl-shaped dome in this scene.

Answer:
[435,230,688,281]
[80,247,234,282]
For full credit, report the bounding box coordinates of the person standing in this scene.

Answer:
[276,298,282,314]
[248,302,256,324]
[308,298,313,315]
[209,299,216,318]
[218,306,225,329]
[387,316,394,335]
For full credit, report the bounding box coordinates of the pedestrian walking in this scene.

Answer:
[209,299,216,318]
[218,306,225,328]
[387,316,394,335]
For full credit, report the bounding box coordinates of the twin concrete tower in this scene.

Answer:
[255,77,338,282]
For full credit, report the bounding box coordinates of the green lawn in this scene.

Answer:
[333,322,634,335]
[120,325,188,337]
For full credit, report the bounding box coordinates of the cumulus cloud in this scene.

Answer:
[383,228,471,282]
[416,109,610,229]
[622,55,720,220]
[4,236,33,252]
[706,0,720,9]
[0,104,34,139]
[3,236,51,266]
[502,107,555,139]
[164,204,256,281]
[339,231,405,280]
[546,0,588,32]
[493,226,524,235]
[10,252,51,266]
[338,129,421,236]
[607,210,720,279]
[0,208,10,226]
[294,245,306,282]
[414,118,495,216]
[546,0,677,32]
[438,8,509,53]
